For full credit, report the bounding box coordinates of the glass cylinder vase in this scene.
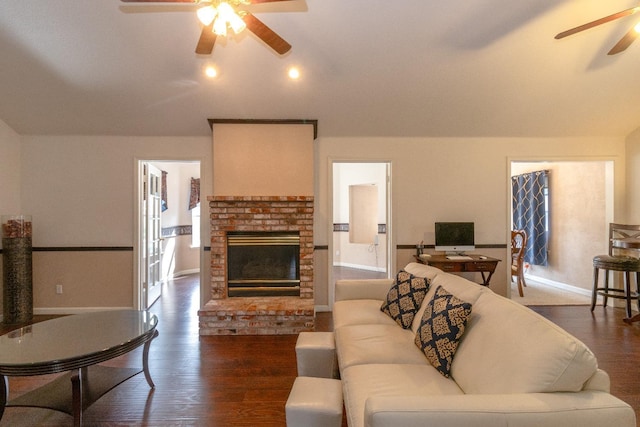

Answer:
[2,215,33,323]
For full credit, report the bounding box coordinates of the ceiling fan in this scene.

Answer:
[121,0,293,55]
[555,6,640,55]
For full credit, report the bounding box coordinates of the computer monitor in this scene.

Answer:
[434,222,475,254]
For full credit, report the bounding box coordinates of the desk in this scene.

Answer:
[0,310,159,426]
[415,255,500,286]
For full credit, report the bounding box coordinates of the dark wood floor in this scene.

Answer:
[0,274,638,426]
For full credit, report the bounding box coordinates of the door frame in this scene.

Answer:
[133,158,204,310]
[328,159,393,310]
[506,156,617,299]
[145,162,164,308]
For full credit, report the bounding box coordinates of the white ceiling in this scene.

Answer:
[1,0,640,138]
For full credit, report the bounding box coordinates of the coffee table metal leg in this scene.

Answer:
[143,329,159,389]
[71,367,88,427]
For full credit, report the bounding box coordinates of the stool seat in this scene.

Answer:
[592,255,640,319]
[592,223,640,322]
[593,255,640,271]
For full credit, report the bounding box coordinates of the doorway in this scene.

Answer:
[330,162,392,306]
[508,159,614,301]
[135,160,202,310]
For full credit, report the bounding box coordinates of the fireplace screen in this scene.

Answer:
[227,232,300,297]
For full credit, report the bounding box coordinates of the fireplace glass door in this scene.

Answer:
[227,232,301,297]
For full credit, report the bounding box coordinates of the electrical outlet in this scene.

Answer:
[56,284,63,294]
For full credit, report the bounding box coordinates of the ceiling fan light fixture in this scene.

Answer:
[635,22,640,33]
[209,2,246,36]
[197,5,217,26]
[228,11,247,34]
[213,15,228,36]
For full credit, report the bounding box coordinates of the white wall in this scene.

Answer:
[20,136,211,246]
[627,127,640,224]
[315,136,627,299]
[17,135,212,312]
[0,130,631,313]
[153,161,200,278]
[0,120,22,313]
[0,119,22,217]
[333,163,387,224]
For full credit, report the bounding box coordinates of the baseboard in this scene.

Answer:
[169,269,200,279]
[525,274,592,297]
[334,262,386,273]
[315,305,330,313]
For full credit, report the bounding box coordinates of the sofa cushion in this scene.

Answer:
[335,325,428,370]
[410,270,487,333]
[451,291,599,394]
[403,262,442,282]
[414,286,472,378]
[335,278,395,302]
[334,299,398,329]
[380,270,429,328]
[342,363,464,427]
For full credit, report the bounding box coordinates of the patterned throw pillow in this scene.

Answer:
[414,285,472,377]
[380,270,429,328]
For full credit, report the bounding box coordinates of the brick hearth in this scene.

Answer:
[198,196,315,335]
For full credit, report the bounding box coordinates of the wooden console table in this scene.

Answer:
[415,255,501,286]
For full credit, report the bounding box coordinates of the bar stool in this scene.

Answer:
[591,223,640,321]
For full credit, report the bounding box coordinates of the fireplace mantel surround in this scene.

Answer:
[198,196,315,335]
[200,120,317,335]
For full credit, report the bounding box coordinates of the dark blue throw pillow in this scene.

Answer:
[414,285,472,377]
[380,270,429,328]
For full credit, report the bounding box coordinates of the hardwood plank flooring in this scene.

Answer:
[0,275,638,426]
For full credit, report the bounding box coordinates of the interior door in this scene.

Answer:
[143,163,163,308]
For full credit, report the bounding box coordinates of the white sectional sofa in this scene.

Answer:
[333,262,636,427]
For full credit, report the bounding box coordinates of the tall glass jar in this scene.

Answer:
[2,215,33,323]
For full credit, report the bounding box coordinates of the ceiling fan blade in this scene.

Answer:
[608,26,639,55]
[242,13,291,54]
[195,23,216,54]
[555,7,640,39]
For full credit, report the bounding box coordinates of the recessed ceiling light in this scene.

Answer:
[288,67,301,80]
[205,66,218,78]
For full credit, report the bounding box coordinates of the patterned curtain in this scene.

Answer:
[512,170,549,266]
[189,177,200,210]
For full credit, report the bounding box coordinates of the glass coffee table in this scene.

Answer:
[0,309,159,426]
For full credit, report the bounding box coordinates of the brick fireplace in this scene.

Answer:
[198,196,315,335]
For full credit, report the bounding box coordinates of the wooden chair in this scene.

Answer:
[591,223,640,321]
[511,230,527,297]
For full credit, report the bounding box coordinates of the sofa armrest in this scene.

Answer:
[335,279,394,301]
[364,392,635,427]
[583,368,610,392]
